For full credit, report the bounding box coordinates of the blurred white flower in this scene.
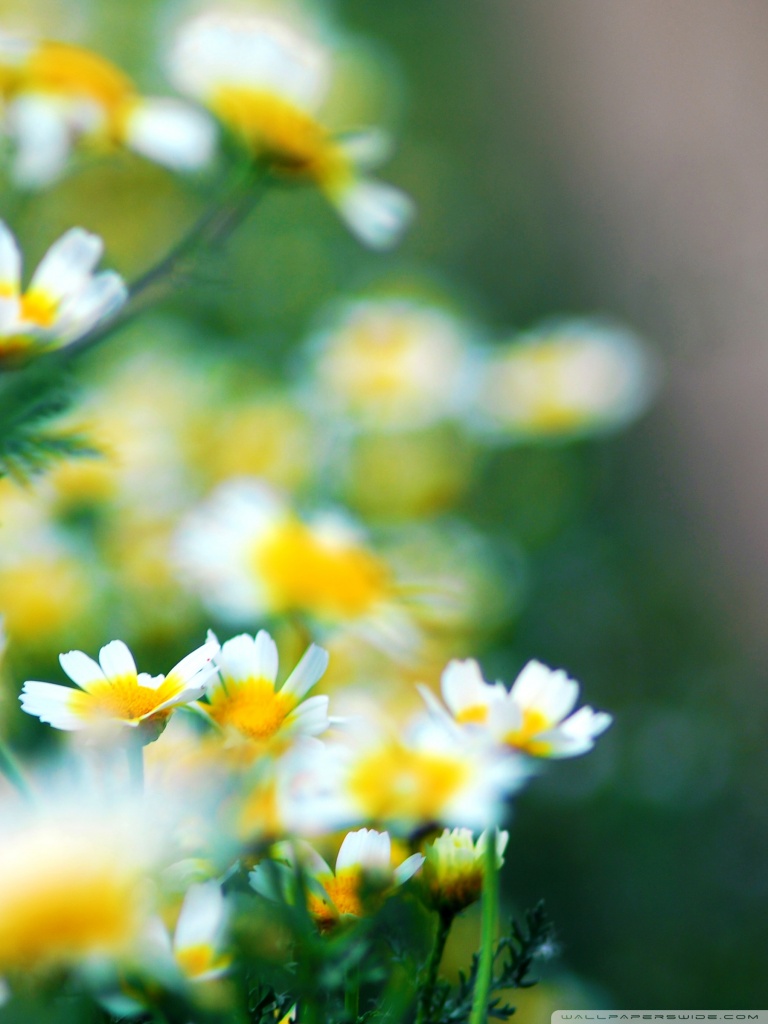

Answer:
[168,6,413,248]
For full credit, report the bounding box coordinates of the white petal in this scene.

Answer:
[440,659,491,717]
[218,631,277,684]
[29,228,103,303]
[336,828,389,873]
[510,661,579,722]
[331,177,415,250]
[0,221,21,292]
[285,695,329,737]
[0,294,21,334]
[54,271,127,342]
[98,639,137,681]
[337,129,392,170]
[394,852,424,886]
[281,643,329,700]
[174,881,226,952]
[168,639,220,687]
[7,94,71,189]
[19,681,86,730]
[123,97,217,171]
[59,650,106,692]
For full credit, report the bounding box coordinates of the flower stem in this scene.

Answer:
[469,833,499,1024]
[415,908,454,1024]
[126,741,144,793]
[345,962,360,1022]
[0,737,33,801]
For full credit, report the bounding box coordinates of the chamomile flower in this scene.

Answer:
[20,637,219,735]
[0,33,216,187]
[321,714,529,833]
[251,827,423,932]
[175,479,419,655]
[421,827,508,915]
[305,298,480,431]
[155,881,231,983]
[477,319,656,440]
[0,221,127,363]
[422,658,612,758]
[197,629,330,751]
[168,6,413,248]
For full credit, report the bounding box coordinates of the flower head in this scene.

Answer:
[169,6,412,248]
[251,827,423,932]
[167,881,231,983]
[422,658,612,758]
[0,34,216,187]
[421,827,508,915]
[0,221,127,363]
[198,629,330,751]
[20,637,219,735]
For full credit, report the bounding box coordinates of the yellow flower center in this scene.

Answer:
[348,744,469,824]
[26,41,134,119]
[253,519,390,621]
[20,288,58,328]
[208,677,294,741]
[82,674,181,724]
[503,706,553,756]
[175,942,229,980]
[455,703,489,725]
[210,87,348,184]
[307,869,367,931]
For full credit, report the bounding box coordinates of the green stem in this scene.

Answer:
[345,962,360,1022]
[0,736,33,801]
[469,834,499,1024]
[126,741,144,793]
[415,908,454,1024]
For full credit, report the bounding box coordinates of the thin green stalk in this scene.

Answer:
[0,736,33,801]
[415,909,454,1024]
[345,962,360,1022]
[126,740,145,793]
[469,835,499,1024]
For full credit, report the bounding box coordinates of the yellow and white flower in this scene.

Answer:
[20,636,219,733]
[477,319,656,440]
[175,479,418,655]
[421,827,508,915]
[168,6,413,248]
[251,827,423,931]
[305,298,480,431]
[198,629,330,749]
[320,714,529,833]
[0,220,127,362]
[153,881,231,983]
[0,33,216,187]
[421,658,612,758]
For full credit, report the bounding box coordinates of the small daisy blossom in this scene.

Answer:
[316,713,529,833]
[0,221,127,363]
[168,7,413,248]
[421,827,508,915]
[198,629,330,748]
[151,881,231,983]
[251,827,423,931]
[420,658,612,758]
[20,637,219,733]
[0,33,216,188]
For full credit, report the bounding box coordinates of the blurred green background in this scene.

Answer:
[3,0,767,1014]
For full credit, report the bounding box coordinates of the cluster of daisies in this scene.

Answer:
[0,623,610,1011]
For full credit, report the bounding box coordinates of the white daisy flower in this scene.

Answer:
[0,220,127,363]
[168,6,413,248]
[20,636,219,733]
[421,827,508,914]
[250,827,423,931]
[421,658,612,758]
[0,36,216,188]
[198,629,330,749]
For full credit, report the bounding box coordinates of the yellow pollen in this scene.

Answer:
[175,942,218,979]
[211,87,347,183]
[503,706,553,756]
[253,519,390,621]
[348,744,469,823]
[208,676,294,742]
[455,704,489,725]
[81,673,180,724]
[20,288,58,328]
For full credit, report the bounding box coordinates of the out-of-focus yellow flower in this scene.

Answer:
[421,658,612,758]
[251,828,423,932]
[20,636,219,734]
[0,32,216,187]
[199,629,330,751]
[305,298,479,430]
[0,220,126,363]
[421,827,508,915]
[168,7,413,248]
[0,810,155,973]
[175,479,419,655]
[477,319,656,440]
